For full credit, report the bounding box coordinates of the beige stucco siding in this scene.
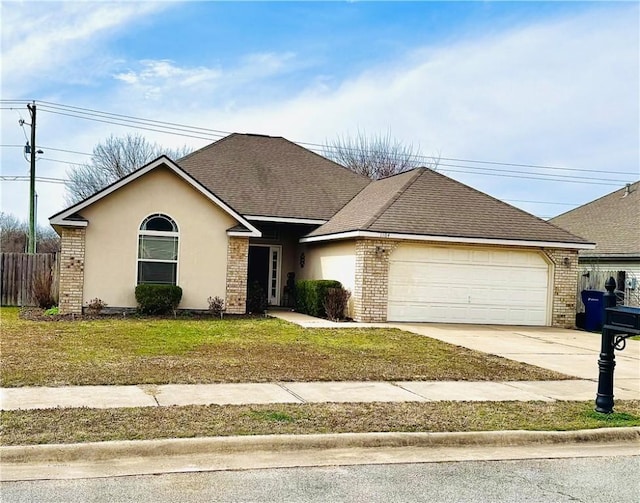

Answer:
[81,167,237,309]
[298,240,356,315]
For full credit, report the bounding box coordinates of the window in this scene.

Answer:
[137,214,178,285]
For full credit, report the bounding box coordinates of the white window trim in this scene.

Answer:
[136,214,180,286]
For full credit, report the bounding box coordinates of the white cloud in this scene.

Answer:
[110,52,299,105]
[0,2,170,97]
[113,59,223,100]
[191,5,638,216]
[2,4,637,226]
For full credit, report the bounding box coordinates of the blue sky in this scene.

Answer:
[1,1,638,228]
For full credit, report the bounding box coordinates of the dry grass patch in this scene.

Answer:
[1,307,568,386]
[2,401,639,446]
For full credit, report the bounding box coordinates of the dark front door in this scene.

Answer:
[247,246,270,301]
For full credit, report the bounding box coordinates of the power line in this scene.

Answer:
[39,146,92,156]
[38,100,231,136]
[437,166,621,186]
[1,144,92,156]
[435,161,625,184]
[35,101,638,177]
[1,175,66,184]
[39,108,221,142]
[37,102,228,140]
[5,100,638,188]
[436,156,634,176]
[39,157,86,167]
[502,199,577,206]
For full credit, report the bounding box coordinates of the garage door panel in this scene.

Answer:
[388,245,550,325]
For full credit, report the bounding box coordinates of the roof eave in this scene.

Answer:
[244,215,328,225]
[227,230,261,237]
[300,230,596,250]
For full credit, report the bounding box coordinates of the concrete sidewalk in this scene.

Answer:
[2,379,639,411]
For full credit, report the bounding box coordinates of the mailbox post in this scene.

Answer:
[595,277,640,414]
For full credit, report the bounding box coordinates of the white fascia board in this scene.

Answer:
[49,220,88,228]
[49,156,261,236]
[245,215,328,225]
[299,230,596,249]
[227,231,260,237]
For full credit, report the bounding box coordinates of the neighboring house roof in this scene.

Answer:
[550,181,640,259]
[49,156,261,237]
[178,133,370,221]
[303,168,592,248]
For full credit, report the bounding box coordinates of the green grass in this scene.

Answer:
[2,401,638,446]
[0,307,569,386]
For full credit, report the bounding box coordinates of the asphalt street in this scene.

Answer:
[2,455,639,503]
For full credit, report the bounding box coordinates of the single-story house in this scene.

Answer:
[550,181,639,307]
[50,133,593,327]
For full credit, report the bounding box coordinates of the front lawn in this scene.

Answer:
[0,307,568,386]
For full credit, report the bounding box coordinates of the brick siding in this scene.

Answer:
[225,236,249,314]
[351,238,578,327]
[58,227,86,315]
[353,239,398,322]
[543,248,579,328]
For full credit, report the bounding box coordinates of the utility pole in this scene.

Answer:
[27,101,36,253]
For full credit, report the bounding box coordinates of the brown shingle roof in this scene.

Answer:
[308,168,590,245]
[550,181,640,258]
[178,134,370,220]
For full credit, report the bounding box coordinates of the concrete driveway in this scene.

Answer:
[270,311,639,396]
[391,323,640,393]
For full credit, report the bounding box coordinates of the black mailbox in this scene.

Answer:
[606,306,640,332]
[595,278,640,414]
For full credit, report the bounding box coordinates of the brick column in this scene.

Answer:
[58,227,86,315]
[353,239,398,322]
[544,248,579,328]
[225,236,249,314]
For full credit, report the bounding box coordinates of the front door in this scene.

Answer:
[247,245,281,305]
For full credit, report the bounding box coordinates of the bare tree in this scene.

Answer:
[0,212,60,253]
[324,130,434,180]
[65,133,193,204]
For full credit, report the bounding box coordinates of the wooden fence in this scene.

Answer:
[0,253,59,307]
[577,268,640,312]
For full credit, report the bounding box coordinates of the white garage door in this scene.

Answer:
[388,245,550,325]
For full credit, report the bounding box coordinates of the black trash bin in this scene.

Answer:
[581,290,605,332]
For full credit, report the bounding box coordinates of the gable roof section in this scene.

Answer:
[49,156,261,237]
[550,181,640,258]
[177,133,371,221]
[303,168,593,249]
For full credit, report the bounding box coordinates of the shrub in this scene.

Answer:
[295,279,342,318]
[246,281,267,314]
[135,284,183,315]
[44,306,59,316]
[207,296,225,318]
[323,287,351,321]
[32,267,56,309]
[86,298,107,314]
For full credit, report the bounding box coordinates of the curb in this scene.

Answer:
[3,427,639,464]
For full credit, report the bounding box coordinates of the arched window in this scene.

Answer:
[137,214,179,285]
